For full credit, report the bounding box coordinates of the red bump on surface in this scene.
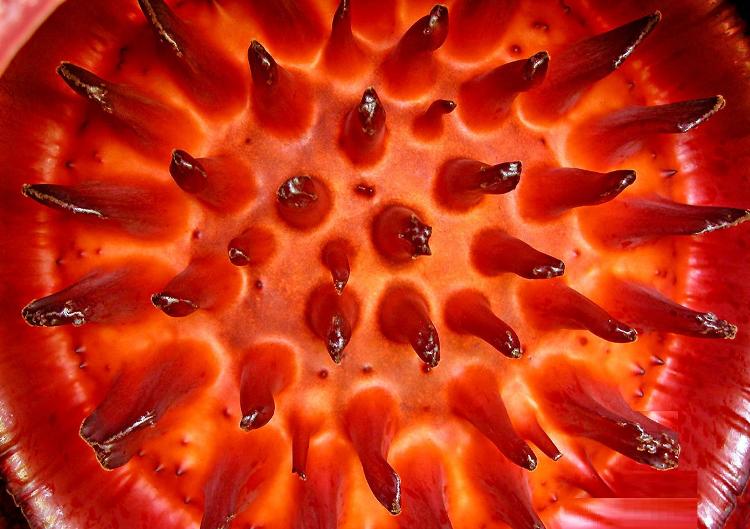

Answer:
[169,150,254,211]
[136,0,246,114]
[381,5,450,99]
[373,205,432,262]
[323,0,367,79]
[531,358,680,470]
[80,341,217,469]
[306,283,359,364]
[152,257,242,317]
[227,225,276,267]
[321,239,352,294]
[412,99,456,140]
[518,167,635,219]
[472,229,564,279]
[450,366,538,471]
[379,283,440,367]
[239,342,296,430]
[444,289,522,359]
[598,277,737,339]
[458,51,549,131]
[345,387,402,515]
[523,12,661,122]
[436,158,521,211]
[580,196,750,248]
[248,41,314,137]
[520,279,637,343]
[22,181,187,238]
[570,96,726,166]
[22,264,166,326]
[340,87,387,166]
[276,175,332,230]
[243,0,325,62]
[56,62,196,156]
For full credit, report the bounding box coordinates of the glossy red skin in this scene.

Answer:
[585,4,750,528]
[0,1,749,529]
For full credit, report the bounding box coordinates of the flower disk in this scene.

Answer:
[2,1,750,529]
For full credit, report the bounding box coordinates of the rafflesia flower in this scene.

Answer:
[1,1,749,528]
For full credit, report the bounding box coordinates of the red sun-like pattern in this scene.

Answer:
[1,1,750,529]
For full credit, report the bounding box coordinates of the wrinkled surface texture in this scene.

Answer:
[0,1,749,529]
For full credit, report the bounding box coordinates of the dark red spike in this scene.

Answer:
[345,388,401,515]
[513,408,562,462]
[524,12,661,121]
[458,51,549,131]
[531,358,680,470]
[56,62,193,155]
[381,5,449,99]
[248,40,278,86]
[80,342,215,469]
[244,0,325,62]
[412,99,456,140]
[239,343,295,431]
[340,87,387,166]
[169,149,208,194]
[22,266,161,327]
[436,158,521,211]
[450,367,537,471]
[519,167,635,219]
[600,278,738,339]
[290,413,313,480]
[306,284,359,364]
[276,175,332,230]
[395,445,454,529]
[581,196,750,248]
[22,182,184,238]
[227,225,277,267]
[398,5,449,55]
[444,290,522,359]
[152,257,241,317]
[573,96,726,165]
[323,0,367,79]
[379,284,440,367]
[465,437,545,529]
[247,41,313,136]
[200,429,280,529]
[322,239,351,294]
[373,205,432,262]
[520,280,637,343]
[446,0,520,61]
[137,0,246,113]
[472,229,564,279]
[294,439,346,529]
[169,150,254,211]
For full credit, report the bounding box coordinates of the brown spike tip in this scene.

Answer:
[373,205,432,262]
[379,284,440,367]
[170,149,208,194]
